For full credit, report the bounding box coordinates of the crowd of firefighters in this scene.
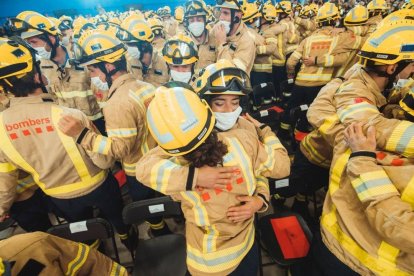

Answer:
[0,0,413,274]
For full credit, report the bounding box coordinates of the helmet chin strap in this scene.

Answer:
[363,61,410,90]
[96,62,118,89]
[40,34,60,60]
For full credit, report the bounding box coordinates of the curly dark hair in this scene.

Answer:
[183,130,228,168]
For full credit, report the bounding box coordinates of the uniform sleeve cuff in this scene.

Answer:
[349,151,376,159]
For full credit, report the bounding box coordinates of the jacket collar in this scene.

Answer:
[9,94,54,107]
[108,73,136,98]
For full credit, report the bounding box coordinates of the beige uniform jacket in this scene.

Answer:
[40,59,102,121]
[257,22,288,67]
[287,27,357,87]
[127,51,170,87]
[163,17,179,38]
[294,17,317,41]
[78,74,157,176]
[152,37,166,52]
[0,232,127,276]
[279,16,299,54]
[251,28,273,74]
[216,22,256,74]
[137,127,289,275]
[189,29,217,74]
[0,95,114,216]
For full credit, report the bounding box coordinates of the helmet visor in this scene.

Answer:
[162,40,196,60]
[205,68,252,94]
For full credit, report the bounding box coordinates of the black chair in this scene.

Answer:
[122,196,187,276]
[257,211,313,276]
[47,217,120,263]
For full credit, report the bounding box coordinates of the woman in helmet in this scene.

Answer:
[138,84,286,275]
[118,15,169,87]
[162,33,199,83]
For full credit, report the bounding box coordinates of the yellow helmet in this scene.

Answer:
[119,17,154,43]
[147,86,215,156]
[358,21,414,66]
[294,3,302,12]
[11,11,60,39]
[48,17,71,32]
[260,1,277,22]
[74,29,126,66]
[276,1,292,14]
[402,0,414,10]
[316,3,340,24]
[376,9,414,29]
[367,0,389,12]
[299,5,316,18]
[216,0,240,10]
[241,1,261,23]
[59,15,73,28]
[185,0,208,18]
[0,37,35,81]
[309,3,319,14]
[175,6,185,23]
[193,59,252,97]
[73,21,96,40]
[344,5,369,26]
[399,79,414,117]
[148,17,164,37]
[162,33,198,65]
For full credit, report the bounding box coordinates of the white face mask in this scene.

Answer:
[255,18,261,28]
[170,70,192,83]
[214,106,242,131]
[219,20,231,34]
[34,46,51,60]
[294,11,299,17]
[396,78,410,89]
[61,36,70,47]
[188,22,205,37]
[91,76,109,91]
[127,46,141,59]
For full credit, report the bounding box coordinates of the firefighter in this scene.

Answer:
[174,6,186,34]
[59,29,171,237]
[10,11,104,134]
[148,17,166,51]
[159,6,178,38]
[213,0,256,75]
[184,0,217,73]
[294,5,317,42]
[0,36,135,251]
[118,15,169,87]
[162,33,199,84]
[0,232,127,275]
[136,84,288,275]
[366,0,389,33]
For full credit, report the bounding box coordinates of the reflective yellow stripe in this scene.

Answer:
[203,225,219,253]
[150,158,179,194]
[401,175,414,209]
[149,220,165,230]
[87,112,103,121]
[265,37,278,44]
[55,90,94,99]
[92,135,111,155]
[319,114,339,138]
[296,72,332,82]
[0,162,17,173]
[301,135,331,168]
[129,85,155,106]
[225,138,255,195]
[187,224,254,273]
[337,102,378,123]
[110,262,126,276]
[257,45,266,55]
[329,149,351,195]
[378,241,400,267]
[385,121,414,158]
[291,51,302,59]
[253,64,272,72]
[16,175,36,194]
[107,128,137,138]
[351,171,398,202]
[325,55,334,67]
[321,208,410,276]
[66,243,90,276]
[276,34,285,63]
[180,191,210,226]
[89,239,100,249]
[257,136,278,174]
[280,122,291,130]
[122,162,136,176]
[286,45,297,53]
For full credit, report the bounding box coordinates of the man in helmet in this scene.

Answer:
[213,0,256,74]
[10,11,104,134]
[294,5,317,42]
[118,15,169,87]
[366,0,389,33]
[59,29,171,237]
[174,6,186,34]
[160,6,178,38]
[184,0,217,73]
[148,17,166,51]
[162,33,199,83]
[279,3,358,145]
[0,36,135,251]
